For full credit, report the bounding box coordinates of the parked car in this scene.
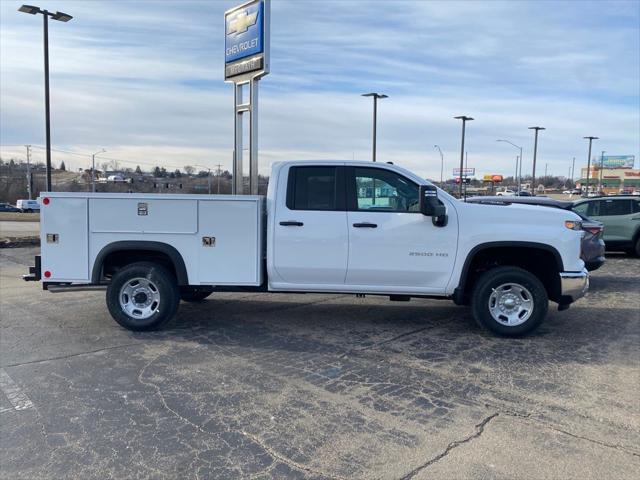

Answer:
[15,199,40,213]
[0,202,20,212]
[516,191,532,196]
[467,196,606,271]
[572,196,640,256]
[496,189,515,196]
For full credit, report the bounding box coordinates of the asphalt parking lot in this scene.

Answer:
[1,247,638,479]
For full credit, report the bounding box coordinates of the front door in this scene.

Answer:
[272,165,349,285]
[345,166,457,291]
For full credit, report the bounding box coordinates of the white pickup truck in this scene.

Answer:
[24,160,588,336]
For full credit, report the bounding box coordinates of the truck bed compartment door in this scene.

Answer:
[40,197,89,282]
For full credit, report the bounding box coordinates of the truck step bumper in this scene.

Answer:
[22,255,41,282]
[559,269,589,303]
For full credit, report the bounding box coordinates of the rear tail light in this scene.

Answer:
[583,226,603,237]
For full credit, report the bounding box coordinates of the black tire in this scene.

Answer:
[471,266,548,337]
[106,262,180,331]
[180,286,214,303]
[634,237,640,257]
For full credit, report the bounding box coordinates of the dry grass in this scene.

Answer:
[0,212,40,222]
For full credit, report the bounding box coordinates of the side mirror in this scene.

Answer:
[419,185,448,227]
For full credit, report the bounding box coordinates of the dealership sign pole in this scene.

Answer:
[225,0,270,195]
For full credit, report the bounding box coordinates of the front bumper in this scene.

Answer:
[559,269,589,303]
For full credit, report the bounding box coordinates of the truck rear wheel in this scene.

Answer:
[471,266,548,336]
[106,262,179,331]
[180,286,214,303]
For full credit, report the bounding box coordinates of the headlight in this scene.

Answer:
[565,220,582,231]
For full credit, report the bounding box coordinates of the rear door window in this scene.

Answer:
[286,166,345,211]
[600,199,632,216]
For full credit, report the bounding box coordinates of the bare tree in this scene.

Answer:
[184,165,195,176]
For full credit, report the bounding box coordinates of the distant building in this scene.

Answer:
[577,167,640,194]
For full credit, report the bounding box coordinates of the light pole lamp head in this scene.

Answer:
[18,4,41,14]
[528,126,545,131]
[454,116,474,121]
[583,136,599,141]
[51,11,73,22]
[362,93,388,99]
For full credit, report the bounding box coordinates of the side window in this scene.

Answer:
[287,167,339,211]
[572,202,589,216]
[352,168,420,212]
[601,199,631,216]
[633,200,640,214]
[587,201,600,217]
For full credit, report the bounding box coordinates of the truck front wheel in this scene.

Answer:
[471,266,548,336]
[106,262,180,331]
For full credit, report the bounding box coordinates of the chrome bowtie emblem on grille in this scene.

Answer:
[227,10,258,35]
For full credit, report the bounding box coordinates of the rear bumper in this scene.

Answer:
[559,269,589,303]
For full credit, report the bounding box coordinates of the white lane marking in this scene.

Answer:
[0,368,34,412]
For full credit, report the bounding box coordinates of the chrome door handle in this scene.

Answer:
[353,222,377,228]
[279,221,304,226]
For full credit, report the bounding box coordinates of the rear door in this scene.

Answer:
[585,199,633,242]
[344,166,457,291]
[272,166,349,285]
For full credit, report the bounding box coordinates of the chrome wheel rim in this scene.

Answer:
[488,283,533,326]
[119,277,160,320]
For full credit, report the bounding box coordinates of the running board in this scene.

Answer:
[46,285,107,293]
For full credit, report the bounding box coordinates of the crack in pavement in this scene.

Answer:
[339,326,435,359]
[399,412,500,480]
[1,342,142,368]
[242,430,349,480]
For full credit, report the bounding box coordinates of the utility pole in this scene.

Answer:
[454,116,473,199]
[215,163,223,194]
[528,126,545,195]
[571,156,575,184]
[434,145,444,185]
[544,163,548,178]
[25,145,32,199]
[362,93,388,162]
[583,136,598,196]
[91,149,106,192]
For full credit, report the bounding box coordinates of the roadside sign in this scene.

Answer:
[483,174,503,182]
[224,0,270,80]
[594,155,635,169]
[453,167,475,177]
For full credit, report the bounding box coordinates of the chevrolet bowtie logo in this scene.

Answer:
[228,10,258,35]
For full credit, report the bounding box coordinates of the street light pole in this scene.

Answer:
[528,126,545,195]
[362,93,388,162]
[598,150,605,193]
[434,145,444,185]
[18,5,73,192]
[496,139,523,193]
[583,136,598,196]
[454,116,473,199]
[91,149,106,192]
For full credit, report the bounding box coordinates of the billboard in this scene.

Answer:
[593,155,635,169]
[453,167,475,177]
[224,0,270,80]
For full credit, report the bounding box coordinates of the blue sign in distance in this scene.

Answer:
[225,1,264,64]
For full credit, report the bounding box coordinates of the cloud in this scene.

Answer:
[1,0,638,180]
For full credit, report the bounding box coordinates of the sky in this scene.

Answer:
[1,0,639,180]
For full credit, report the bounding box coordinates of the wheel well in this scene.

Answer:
[458,246,562,303]
[92,242,189,285]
